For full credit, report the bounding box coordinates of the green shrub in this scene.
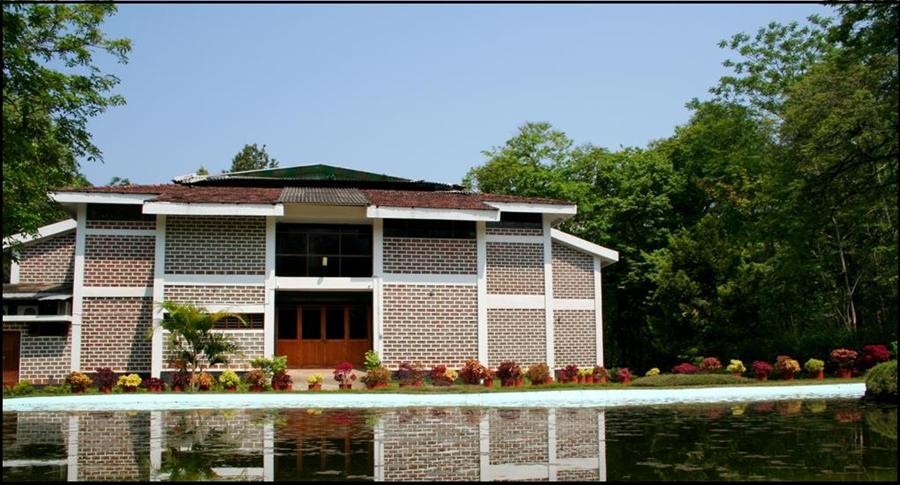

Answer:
[364,350,382,371]
[4,380,35,396]
[864,360,897,402]
[632,373,746,387]
[218,369,240,388]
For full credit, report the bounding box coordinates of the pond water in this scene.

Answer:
[2,399,896,481]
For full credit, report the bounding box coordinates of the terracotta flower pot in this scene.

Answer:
[815,370,824,380]
[756,374,768,381]
[100,386,111,394]
[171,385,183,393]
[598,376,608,384]
[585,376,594,384]
[249,384,263,392]
[482,379,494,388]
[516,378,524,386]
[544,377,554,385]
[226,386,237,392]
[781,372,795,381]
[308,383,322,391]
[124,386,137,393]
[837,369,852,379]
[621,376,632,384]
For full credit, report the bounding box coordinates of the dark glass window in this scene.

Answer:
[348,305,368,339]
[277,306,297,340]
[487,212,543,229]
[383,220,476,239]
[325,306,344,339]
[86,204,154,221]
[214,314,264,330]
[276,224,372,277]
[301,306,321,340]
[29,323,69,337]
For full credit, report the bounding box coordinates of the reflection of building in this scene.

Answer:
[2,408,607,482]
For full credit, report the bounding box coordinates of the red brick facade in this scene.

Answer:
[554,309,597,367]
[381,284,478,367]
[163,285,265,305]
[2,322,71,384]
[383,237,476,274]
[16,232,75,285]
[80,297,153,372]
[85,220,155,230]
[487,308,546,367]
[552,241,595,299]
[165,216,265,274]
[84,235,155,287]
[382,408,481,481]
[486,242,544,294]
[485,226,543,236]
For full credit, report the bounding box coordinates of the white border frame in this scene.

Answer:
[49,192,155,205]
[3,219,77,249]
[70,205,86,372]
[142,202,284,216]
[550,228,619,265]
[366,205,499,222]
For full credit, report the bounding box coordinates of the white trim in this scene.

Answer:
[70,205,86,372]
[275,277,374,291]
[263,422,275,482]
[483,201,577,215]
[67,415,79,482]
[476,221,488,363]
[81,286,153,297]
[598,410,607,481]
[479,414,490,481]
[373,417,385,482]
[2,459,70,468]
[2,293,71,300]
[547,408,557,481]
[151,215,166,378]
[9,251,19,283]
[264,216,276,358]
[142,202,285,216]
[84,228,156,236]
[163,274,266,286]
[550,229,619,265]
[543,215,555,369]
[486,294,545,309]
[150,411,162,481]
[381,273,477,285]
[184,304,265,314]
[366,205,499,222]
[3,219,77,249]
[50,192,155,205]
[372,219,385,356]
[484,234,544,244]
[2,315,73,322]
[594,257,604,367]
[553,298,595,311]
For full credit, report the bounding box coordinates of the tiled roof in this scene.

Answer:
[55,184,169,194]
[151,186,283,204]
[211,164,412,182]
[277,187,369,206]
[362,190,574,210]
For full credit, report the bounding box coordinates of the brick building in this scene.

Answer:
[2,164,617,384]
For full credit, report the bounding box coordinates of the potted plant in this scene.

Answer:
[66,372,92,393]
[144,377,166,393]
[459,358,487,385]
[617,368,633,384]
[672,362,700,374]
[94,367,116,394]
[857,344,890,371]
[397,362,424,387]
[334,361,358,389]
[593,366,609,383]
[482,367,495,388]
[170,369,191,392]
[429,365,456,386]
[751,361,773,381]
[526,363,550,385]
[561,364,579,383]
[726,359,746,377]
[804,358,825,380]
[306,374,324,391]
[496,361,522,387]
[699,357,722,373]
[645,367,660,377]
[246,369,268,392]
[218,369,240,391]
[272,371,293,391]
[579,368,594,383]
[830,348,858,378]
[362,367,391,389]
[117,373,142,393]
[364,350,382,371]
[774,356,801,380]
[195,372,215,391]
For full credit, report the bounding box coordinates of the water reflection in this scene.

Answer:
[2,399,896,481]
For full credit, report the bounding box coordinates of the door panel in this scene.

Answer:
[275,302,371,368]
[3,331,21,386]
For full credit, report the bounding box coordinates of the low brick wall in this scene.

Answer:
[3,322,71,385]
[383,237,476,274]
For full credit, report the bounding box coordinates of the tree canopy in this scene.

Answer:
[227,143,278,173]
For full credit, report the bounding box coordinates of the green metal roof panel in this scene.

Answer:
[220,164,411,182]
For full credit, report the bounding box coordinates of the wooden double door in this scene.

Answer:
[3,331,20,386]
[275,302,372,368]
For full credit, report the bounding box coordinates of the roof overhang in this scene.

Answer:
[551,228,619,266]
[366,206,500,222]
[50,192,156,205]
[3,219,77,250]
[142,202,285,216]
[483,201,577,215]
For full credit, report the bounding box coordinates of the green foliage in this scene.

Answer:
[228,143,278,173]
[196,165,209,176]
[632,374,747,387]
[3,380,34,396]
[803,358,825,373]
[364,350,382,371]
[218,369,240,388]
[250,355,287,378]
[108,176,130,186]
[2,3,130,241]
[864,360,897,402]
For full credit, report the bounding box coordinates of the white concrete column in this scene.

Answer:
[598,410,607,481]
[66,414,79,481]
[593,257,604,367]
[263,420,274,481]
[547,408,557,481]
[542,215,555,369]
[151,215,166,378]
[70,204,86,372]
[9,249,20,283]
[372,218,384,355]
[150,411,162,481]
[264,216,276,357]
[476,221,488,363]
[373,415,385,482]
[479,412,490,481]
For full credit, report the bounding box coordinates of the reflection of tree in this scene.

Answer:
[160,411,237,481]
[865,407,897,440]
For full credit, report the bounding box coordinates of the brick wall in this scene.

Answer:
[80,297,152,372]
[382,408,480,481]
[77,413,150,481]
[381,284,478,367]
[486,242,544,294]
[162,330,264,370]
[3,322,71,385]
[383,238,476,274]
[17,232,75,285]
[84,235,155,287]
[486,226,543,236]
[552,242,594,299]
[554,309,596,367]
[86,220,155,230]
[161,410,264,451]
[163,285,265,305]
[556,408,599,459]
[165,216,265,275]
[9,412,69,448]
[487,309,546,367]
[489,408,549,464]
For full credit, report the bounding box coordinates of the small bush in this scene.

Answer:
[4,380,34,396]
[804,358,825,373]
[617,368,632,381]
[218,369,240,388]
[362,367,391,386]
[430,365,455,386]
[864,360,897,402]
[94,367,116,390]
[195,372,215,390]
[246,369,268,388]
[496,361,522,384]
[645,368,660,377]
[774,356,801,375]
[117,373,142,389]
[526,363,550,383]
[397,362,424,386]
[726,360,746,374]
[633,374,747,387]
[858,345,891,371]
[592,366,609,380]
[699,357,722,373]
[364,350,382,371]
[170,369,191,389]
[459,359,488,385]
[830,348,858,369]
[751,361,773,378]
[672,363,700,374]
[272,371,293,390]
[65,372,93,391]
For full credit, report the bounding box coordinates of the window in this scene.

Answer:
[301,306,321,340]
[277,307,297,339]
[276,224,372,277]
[29,323,69,337]
[325,306,344,339]
[87,204,154,221]
[383,219,476,239]
[348,305,368,339]
[214,314,263,330]
[487,212,543,228]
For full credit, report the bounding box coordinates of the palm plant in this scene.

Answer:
[153,301,245,390]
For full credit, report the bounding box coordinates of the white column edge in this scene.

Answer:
[70,204,86,372]
[594,256,604,367]
[151,214,166,378]
[373,218,384,355]
[264,216,276,358]
[9,249,20,283]
[543,215,555,369]
[476,221,488,363]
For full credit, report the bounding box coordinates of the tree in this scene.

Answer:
[196,165,209,176]
[227,143,278,173]
[2,4,130,242]
[108,176,130,186]
[154,301,245,390]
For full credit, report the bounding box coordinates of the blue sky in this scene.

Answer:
[83,3,831,186]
